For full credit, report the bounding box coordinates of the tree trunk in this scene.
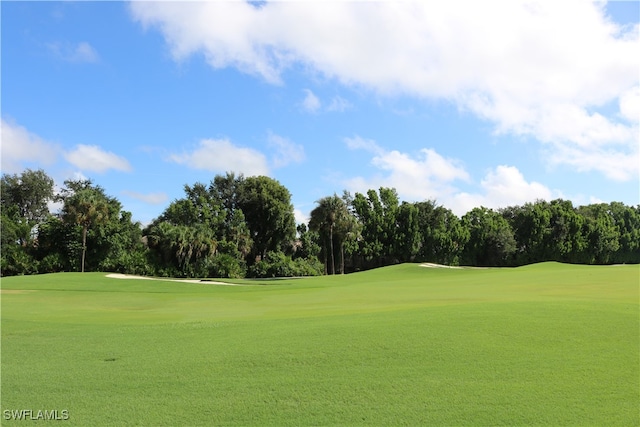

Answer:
[81,225,87,273]
[341,242,345,274]
[330,224,335,275]
[323,242,328,275]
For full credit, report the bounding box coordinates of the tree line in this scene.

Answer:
[2,169,638,277]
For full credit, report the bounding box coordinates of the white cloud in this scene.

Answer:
[294,207,309,226]
[327,96,352,112]
[1,119,59,173]
[122,191,168,205]
[130,1,639,181]
[619,86,639,123]
[47,41,99,63]
[71,171,88,182]
[546,142,638,182]
[169,138,269,176]
[65,144,132,173]
[344,136,469,201]
[302,91,351,113]
[344,135,383,154]
[267,132,305,168]
[301,89,321,113]
[447,166,556,215]
[343,137,557,215]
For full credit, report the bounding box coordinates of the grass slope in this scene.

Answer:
[1,263,638,426]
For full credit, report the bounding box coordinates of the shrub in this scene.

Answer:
[1,246,38,276]
[247,251,323,278]
[206,253,246,279]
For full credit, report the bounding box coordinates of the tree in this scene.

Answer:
[336,194,361,274]
[577,204,621,264]
[394,202,420,263]
[1,169,54,224]
[96,210,149,275]
[415,201,468,265]
[1,169,54,246]
[462,207,516,266]
[61,181,110,272]
[309,194,351,274]
[144,174,258,278]
[607,202,640,264]
[237,176,296,262]
[351,188,400,268]
[293,223,321,262]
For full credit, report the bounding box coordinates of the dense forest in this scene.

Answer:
[2,169,639,277]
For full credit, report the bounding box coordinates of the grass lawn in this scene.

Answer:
[1,262,638,425]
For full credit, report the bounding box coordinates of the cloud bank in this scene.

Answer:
[65,144,132,173]
[344,136,558,215]
[169,138,270,176]
[130,0,639,181]
[1,119,59,173]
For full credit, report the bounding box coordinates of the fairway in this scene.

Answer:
[1,263,638,426]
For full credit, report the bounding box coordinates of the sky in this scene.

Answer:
[2,1,639,226]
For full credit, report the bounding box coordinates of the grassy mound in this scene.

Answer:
[2,263,638,425]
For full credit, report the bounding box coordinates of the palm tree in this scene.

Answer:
[309,194,350,275]
[63,189,110,272]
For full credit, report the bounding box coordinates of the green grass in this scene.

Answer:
[2,263,638,426]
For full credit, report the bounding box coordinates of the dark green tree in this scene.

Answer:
[462,207,516,266]
[1,169,54,224]
[61,182,111,272]
[237,176,296,262]
[309,194,352,274]
[415,200,468,265]
[0,170,54,274]
[607,202,640,264]
[293,223,322,261]
[577,204,621,264]
[394,201,421,263]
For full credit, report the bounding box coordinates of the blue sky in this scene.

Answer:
[2,1,639,226]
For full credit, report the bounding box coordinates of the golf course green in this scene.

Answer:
[1,262,638,426]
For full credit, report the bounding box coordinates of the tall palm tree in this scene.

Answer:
[63,190,110,272]
[309,195,349,275]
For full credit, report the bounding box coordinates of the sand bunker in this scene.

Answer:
[419,263,463,269]
[105,273,248,286]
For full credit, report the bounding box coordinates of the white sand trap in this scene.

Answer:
[419,263,463,269]
[105,273,249,286]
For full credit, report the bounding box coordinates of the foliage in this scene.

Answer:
[415,200,468,265]
[238,175,297,261]
[3,169,639,277]
[0,244,38,276]
[293,223,321,261]
[247,250,323,278]
[61,181,112,272]
[351,188,399,268]
[29,178,145,276]
[1,169,54,225]
[462,207,516,266]
[205,253,246,279]
[309,194,353,274]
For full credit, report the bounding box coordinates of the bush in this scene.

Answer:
[1,246,38,276]
[99,248,153,276]
[293,256,323,276]
[247,252,323,278]
[206,253,246,279]
[38,253,66,273]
